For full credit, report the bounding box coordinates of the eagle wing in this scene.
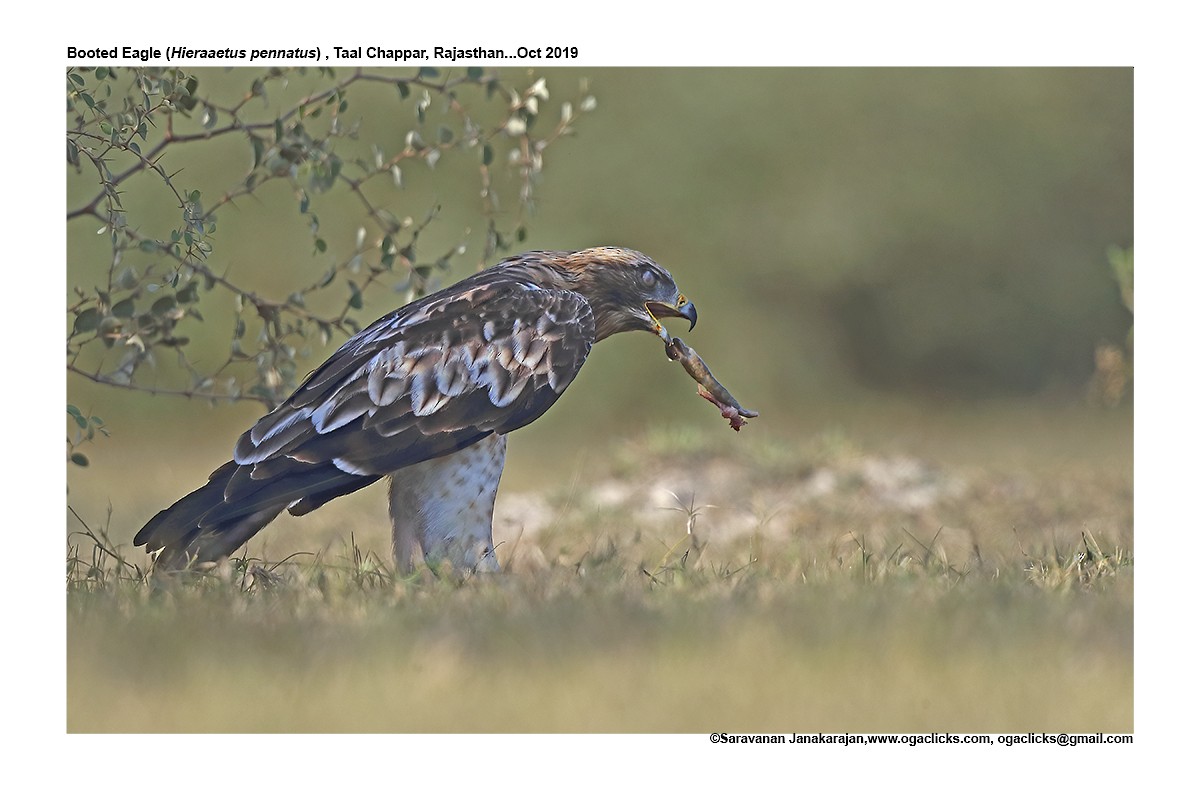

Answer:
[134,278,595,559]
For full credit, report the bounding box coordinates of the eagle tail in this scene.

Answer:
[135,459,385,571]
[133,460,287,571]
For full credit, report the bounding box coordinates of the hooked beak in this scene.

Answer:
[646,295,698,340]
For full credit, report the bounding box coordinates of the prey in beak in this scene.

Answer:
[646,295,698,342]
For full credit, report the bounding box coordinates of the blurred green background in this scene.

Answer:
[67,66,1133,529]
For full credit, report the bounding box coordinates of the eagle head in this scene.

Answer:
[554,247,698,342]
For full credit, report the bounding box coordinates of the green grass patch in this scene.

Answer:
[67,427,1132,732]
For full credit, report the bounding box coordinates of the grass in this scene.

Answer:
[66,425,1132,733]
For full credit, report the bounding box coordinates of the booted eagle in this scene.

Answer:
[135,247,697,573]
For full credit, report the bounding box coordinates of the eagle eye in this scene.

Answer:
[640,268,656,288]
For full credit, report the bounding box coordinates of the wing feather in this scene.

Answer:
[135,256,603,566]
[217,279,594,518]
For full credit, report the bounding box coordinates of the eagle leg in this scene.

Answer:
[387,434,506,574]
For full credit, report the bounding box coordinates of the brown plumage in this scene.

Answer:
[134,247,697,572]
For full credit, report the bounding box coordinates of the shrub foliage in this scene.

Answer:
[66,66,594,464]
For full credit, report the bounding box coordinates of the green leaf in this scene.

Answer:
[151,295,177,315]
[112,297,135,318]
[467,67,484,80]
[347,281,363,309]
[417,67,439,79]
[176,282,200,304]
[116,266,139,290]
[482,143,493,166]
[73,307,99,334]
[70,453,90,467]
[67,406,88,429]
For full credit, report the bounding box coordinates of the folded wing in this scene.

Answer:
[134,280,595,567]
